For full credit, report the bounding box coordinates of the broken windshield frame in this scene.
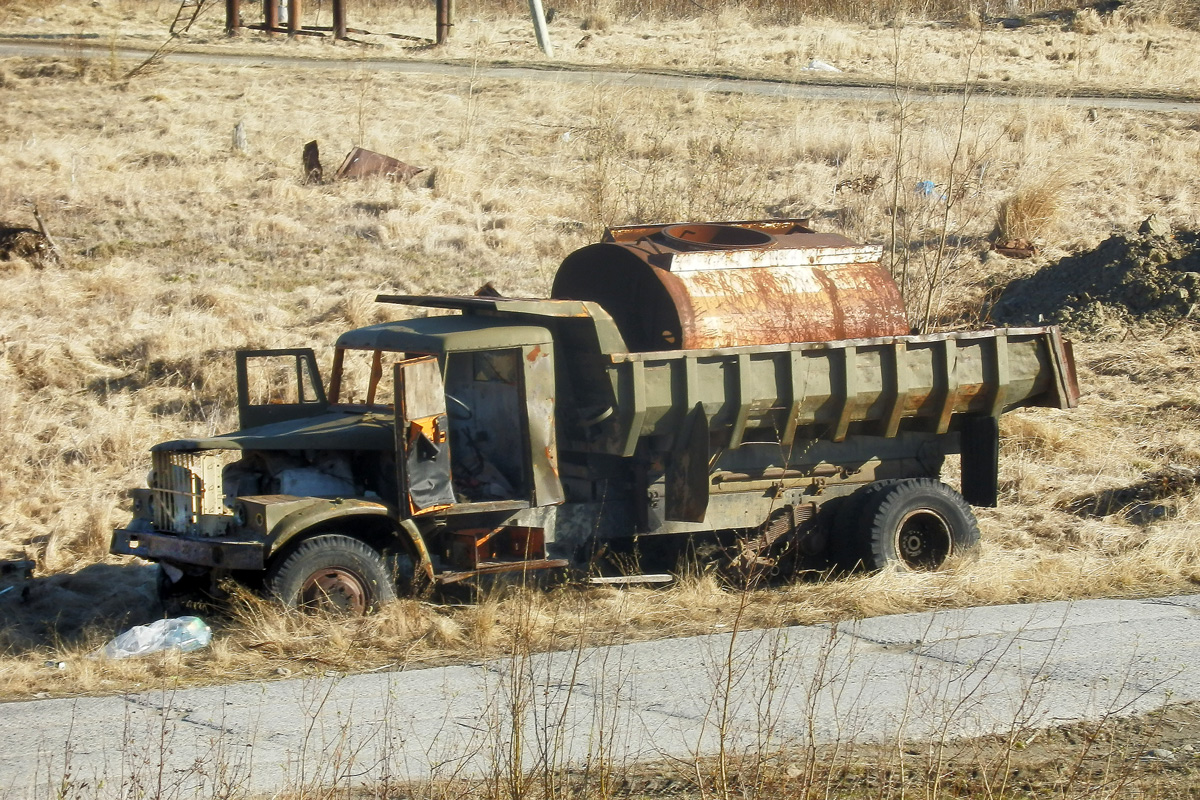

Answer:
[328,347,433,408]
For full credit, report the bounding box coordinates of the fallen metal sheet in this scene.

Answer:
[335,147,425,182]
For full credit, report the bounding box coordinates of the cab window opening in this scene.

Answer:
[330,347,423,408]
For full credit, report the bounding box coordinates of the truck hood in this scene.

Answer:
[153,410,395,453]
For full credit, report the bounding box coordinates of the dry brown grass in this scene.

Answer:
[3,0,1200,94]
[1,6,1200,700]
[994,180,1063,243]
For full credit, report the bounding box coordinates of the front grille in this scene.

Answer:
[151,450,230,535]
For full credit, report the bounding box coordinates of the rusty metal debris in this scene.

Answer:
[836,174,881,195]
[992,238,1038,258]
[335,148,425,183]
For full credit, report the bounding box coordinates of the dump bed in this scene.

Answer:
[580,326,1079,457]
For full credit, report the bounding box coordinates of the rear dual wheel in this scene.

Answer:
[837,478,980,572]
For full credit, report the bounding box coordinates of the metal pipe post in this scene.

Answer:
[287,0,300,35]
[264,0,279,33]
[436,0,450,44]
[527,0,553,58]
[333,0,346,39]
[225,0,240,34]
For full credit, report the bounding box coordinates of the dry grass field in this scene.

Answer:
[3,0,1200,94]
[1,0,1200,712]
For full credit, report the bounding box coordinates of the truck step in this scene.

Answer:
[587,573,675,586]
[435,558,569,585]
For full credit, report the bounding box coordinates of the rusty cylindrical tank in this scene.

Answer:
[551,219,910,352]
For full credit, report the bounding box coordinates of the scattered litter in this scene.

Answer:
[804,59,841,72]
[95,616,212,660]
[914,180,947,201]
[335,147,425,182]
[275,666,292,676]
[43,660,67,670]
[0,586,12,598]
[1140,748,1176,762]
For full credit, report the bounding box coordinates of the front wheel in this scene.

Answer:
[266,534,399,614]
[842,479,980,572]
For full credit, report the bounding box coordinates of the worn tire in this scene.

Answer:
[829,480,903,570]
[843,479,980,572]
[266,534,398,614]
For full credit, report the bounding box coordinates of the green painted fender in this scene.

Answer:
[266,498,435,586]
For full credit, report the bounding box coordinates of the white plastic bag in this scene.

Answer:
[804,59,842,72]
[97,616,212,660]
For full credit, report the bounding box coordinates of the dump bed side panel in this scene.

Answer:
[573,327,1076,457]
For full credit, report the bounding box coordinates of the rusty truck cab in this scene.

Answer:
[320,313,564,518]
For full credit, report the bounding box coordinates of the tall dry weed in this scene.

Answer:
[994,180,1062,243]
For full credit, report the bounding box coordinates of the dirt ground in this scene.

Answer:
[990,225,1200,331]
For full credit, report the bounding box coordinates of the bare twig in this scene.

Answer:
[29,204,62,264]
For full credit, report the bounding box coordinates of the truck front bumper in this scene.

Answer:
[111,528,266,571]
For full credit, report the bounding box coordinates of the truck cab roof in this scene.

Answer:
[336,313,555,356]
[345,295,628,355]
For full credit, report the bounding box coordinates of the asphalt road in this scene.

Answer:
[3,594,1200,798]
[2,37,1200,113]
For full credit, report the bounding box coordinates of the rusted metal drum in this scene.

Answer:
[552,219,910,352]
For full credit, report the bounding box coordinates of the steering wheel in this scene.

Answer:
[445,393,473,421]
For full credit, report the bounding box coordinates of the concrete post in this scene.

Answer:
[527,0,553,58]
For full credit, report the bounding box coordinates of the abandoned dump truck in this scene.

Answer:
[111,219,1080,612]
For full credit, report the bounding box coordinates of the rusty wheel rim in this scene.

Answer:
[300,567,369,614]
[895,509,952,570]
